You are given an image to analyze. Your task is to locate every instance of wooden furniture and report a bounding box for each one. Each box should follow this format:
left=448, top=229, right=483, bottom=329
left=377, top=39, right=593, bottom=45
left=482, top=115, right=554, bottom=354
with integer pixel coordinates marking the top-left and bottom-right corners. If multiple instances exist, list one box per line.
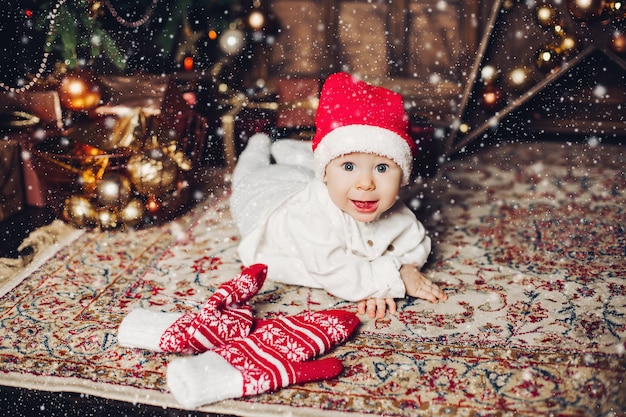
left=263, top=0, right=480, bottom=122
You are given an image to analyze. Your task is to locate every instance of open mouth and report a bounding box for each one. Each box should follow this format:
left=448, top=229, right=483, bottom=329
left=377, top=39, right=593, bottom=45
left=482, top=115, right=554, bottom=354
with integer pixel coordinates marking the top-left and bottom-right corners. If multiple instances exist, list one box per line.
left=351, top=200, right=378, bottom=213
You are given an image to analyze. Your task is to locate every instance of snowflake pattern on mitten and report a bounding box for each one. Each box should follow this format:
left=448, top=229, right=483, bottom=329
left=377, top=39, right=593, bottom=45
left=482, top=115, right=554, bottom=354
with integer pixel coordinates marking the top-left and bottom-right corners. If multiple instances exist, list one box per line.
left=166, top=309, right=359, bottom=408
left=215, top=310, right=359, bottom=395
left=159, top=264, right=267, bottom=352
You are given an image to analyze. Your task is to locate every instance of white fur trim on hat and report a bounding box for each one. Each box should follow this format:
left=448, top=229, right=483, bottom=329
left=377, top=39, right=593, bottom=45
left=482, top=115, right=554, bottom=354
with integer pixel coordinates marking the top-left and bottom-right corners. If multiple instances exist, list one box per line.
left=314, top=124, right=413, bottom=186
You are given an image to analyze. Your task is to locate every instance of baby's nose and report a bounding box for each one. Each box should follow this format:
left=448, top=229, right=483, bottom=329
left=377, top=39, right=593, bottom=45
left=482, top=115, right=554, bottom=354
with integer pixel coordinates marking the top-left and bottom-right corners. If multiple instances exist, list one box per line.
left=356, top=173, right=375, bottom=190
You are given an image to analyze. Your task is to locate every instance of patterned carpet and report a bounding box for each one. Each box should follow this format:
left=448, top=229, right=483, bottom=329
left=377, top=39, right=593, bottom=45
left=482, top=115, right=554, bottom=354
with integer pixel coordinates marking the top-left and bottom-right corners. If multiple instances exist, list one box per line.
left=0, top=141, right=624, bottom=417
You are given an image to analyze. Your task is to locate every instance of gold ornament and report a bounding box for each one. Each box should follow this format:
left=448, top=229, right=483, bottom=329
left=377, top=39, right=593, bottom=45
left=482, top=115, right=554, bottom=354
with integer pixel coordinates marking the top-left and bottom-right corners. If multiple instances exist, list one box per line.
left=609, top=30, right=626, bottom=54
left=606, top=1, right=625, bottom=19
left=553, top=23, right=567, bottom=37
left=101, top=108, right=146, bottom=150
left=567, top=0, right=606, bottom=20
left=63, top=196, right=97, bottom=228
left=479, top=65, right=500, bottom=84
left=0, top=111, right=40, bottom=129
left=146, top=195, right=163, bottom=214
left=506, top=67, right=534, bottom=91
left=537, top=4, right=560, bottom=27
left=120, top=199, right=145, bottom=227
left=163, top=141, right=193, bottom=171
left=126, top=149, right=179, bottom=197
left=97, top=209, right=119, bottom=229
left=219, top=28, right=247, bottom=56
left=558, top=33, right=580, bottom=55
left=58, top=69, right=102, bottom=112
left=535, top=44, right=563, bottom=72
left=95, top=171, right=132, bottom=208
left=479, top=84, right=505, bottom=111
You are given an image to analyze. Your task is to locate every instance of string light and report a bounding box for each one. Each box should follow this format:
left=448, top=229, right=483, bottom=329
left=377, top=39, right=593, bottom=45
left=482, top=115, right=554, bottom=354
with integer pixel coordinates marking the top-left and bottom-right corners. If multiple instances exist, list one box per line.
left=248, top=10, right=265, bottom=31
left=0, top=0, right=66, bottom=93
left=104, top=0, right=159, bottom=28
left=183, top=56, right=194, bottom=71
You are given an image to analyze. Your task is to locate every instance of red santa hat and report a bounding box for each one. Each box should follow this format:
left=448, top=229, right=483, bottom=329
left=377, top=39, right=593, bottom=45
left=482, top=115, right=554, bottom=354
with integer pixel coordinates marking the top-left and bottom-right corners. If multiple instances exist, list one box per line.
left=312, top=72, right=417, bottom=186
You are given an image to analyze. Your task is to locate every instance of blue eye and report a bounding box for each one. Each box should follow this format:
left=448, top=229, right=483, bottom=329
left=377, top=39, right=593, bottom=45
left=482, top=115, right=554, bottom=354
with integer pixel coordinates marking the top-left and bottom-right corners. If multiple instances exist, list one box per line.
left=342, top=162, right=354, bottom=171
left=376, top=164, right=388, bottom=173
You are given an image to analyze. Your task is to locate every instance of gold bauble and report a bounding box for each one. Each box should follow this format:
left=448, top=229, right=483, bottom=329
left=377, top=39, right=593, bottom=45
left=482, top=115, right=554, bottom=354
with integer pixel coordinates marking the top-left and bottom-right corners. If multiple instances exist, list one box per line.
left=609, top=31, right=626, bottom=54
left=506, top=67, right=534, bottom=91
left=120, top=199, right=145, bottom=227
left=535, top=44, right=563, bottom=73
left=559, top=33, right=580, bottom=55
left=567, top=0, right=606, bottom=20
left=95, top=171, right=132, bottom=208
left=479, top=65, right=500, bottom=84
left=146, top=194, right=163, bottom=214
left=606, top=1, right=625, bottom=19
left=97, top=209, right=119, bottom=229
left=553, top=24, right=566, bottom=37
left=63, top=196, right=97, bottom=228
left=537, top=4, right=560, bottom=27
left=58, top=69, right=102, bottom=111
left=126, top=149, right=179, bottom=197
left=219, top=28, right=247, bottom=55
left=479, top=84, right=505, bottom=111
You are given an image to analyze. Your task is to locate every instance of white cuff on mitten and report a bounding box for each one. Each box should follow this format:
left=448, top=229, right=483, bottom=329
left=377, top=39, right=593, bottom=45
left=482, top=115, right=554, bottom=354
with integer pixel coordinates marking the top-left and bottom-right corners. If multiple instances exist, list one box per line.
left=117, top=309, right=184, bottom=351
left=167, top=351, right=244, bottom=408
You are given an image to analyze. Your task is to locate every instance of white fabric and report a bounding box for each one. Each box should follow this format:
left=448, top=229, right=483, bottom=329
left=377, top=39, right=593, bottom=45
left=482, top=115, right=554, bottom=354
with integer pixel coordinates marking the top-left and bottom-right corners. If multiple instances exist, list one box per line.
left=230, top=134, right=312, bottom=237
left=237, top=179, right=430, bottom=301
left=117, top=309, right=183, bottom=351
left=270, top=138, right=315, bottom=171
left=167, top=351, right=244, bottom=408
left=314, top=124, right=414, bottom=186
left=230, top=134, right=431, bottom=302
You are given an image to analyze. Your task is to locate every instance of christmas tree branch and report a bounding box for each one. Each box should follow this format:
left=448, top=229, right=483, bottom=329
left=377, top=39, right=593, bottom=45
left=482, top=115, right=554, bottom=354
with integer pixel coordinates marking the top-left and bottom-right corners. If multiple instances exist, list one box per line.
left=38, top=0, right=125, bottom=70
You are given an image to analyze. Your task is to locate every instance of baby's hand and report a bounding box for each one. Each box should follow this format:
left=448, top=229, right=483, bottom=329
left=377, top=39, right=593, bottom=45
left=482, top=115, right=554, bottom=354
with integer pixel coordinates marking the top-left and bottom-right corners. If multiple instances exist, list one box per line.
left=400, top=264, right=448, bottom=303
left=357, top=298, right=397, bottom=319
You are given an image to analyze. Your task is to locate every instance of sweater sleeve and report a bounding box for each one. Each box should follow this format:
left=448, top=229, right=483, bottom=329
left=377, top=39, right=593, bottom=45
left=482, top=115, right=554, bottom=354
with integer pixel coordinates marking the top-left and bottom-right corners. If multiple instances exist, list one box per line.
left=392, top=206, right=432, bottom=268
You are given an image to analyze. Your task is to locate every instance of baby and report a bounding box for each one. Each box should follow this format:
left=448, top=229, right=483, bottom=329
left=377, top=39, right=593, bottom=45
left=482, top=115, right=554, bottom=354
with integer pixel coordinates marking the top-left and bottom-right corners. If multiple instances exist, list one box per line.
left=230, top=72, right=447, bottom=318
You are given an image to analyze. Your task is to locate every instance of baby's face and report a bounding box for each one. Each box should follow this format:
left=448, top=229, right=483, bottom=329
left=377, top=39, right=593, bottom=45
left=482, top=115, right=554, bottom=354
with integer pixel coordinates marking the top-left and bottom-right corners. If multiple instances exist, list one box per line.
left=323, top=152, right=402, bottom=222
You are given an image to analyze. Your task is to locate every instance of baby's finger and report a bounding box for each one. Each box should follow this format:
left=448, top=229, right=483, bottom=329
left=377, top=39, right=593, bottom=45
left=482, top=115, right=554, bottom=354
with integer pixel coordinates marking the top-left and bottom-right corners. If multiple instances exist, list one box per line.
left=416, top=282, right=445, bottom=303
left=416, top=287, right=440, bottom=303
left=357, top=300, right=367, bottom=315
left=375, top=299, right=387, bottom=318
left=366, top=298, right=378, bottom=318
left=430, top=283, right=448, bottom=301
left=431, top=288, right=448, bottom=302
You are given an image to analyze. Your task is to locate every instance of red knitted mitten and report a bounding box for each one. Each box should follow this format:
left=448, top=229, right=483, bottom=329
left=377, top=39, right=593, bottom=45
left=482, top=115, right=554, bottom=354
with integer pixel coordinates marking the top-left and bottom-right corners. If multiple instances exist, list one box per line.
left=118, top=264, right=267, bottom=353
left=167, top=309, right=360, bottom=408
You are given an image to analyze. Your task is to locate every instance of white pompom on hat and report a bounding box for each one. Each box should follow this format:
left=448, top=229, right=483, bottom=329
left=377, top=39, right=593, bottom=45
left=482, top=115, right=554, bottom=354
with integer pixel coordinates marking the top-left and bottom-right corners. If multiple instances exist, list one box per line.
left=312, top=72, right=418, bottom=186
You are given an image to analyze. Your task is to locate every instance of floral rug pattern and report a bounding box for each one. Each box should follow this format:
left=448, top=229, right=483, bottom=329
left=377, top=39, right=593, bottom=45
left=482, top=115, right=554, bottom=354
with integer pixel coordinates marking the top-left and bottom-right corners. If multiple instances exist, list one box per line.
left=0, top=142, right=625, bottom=417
